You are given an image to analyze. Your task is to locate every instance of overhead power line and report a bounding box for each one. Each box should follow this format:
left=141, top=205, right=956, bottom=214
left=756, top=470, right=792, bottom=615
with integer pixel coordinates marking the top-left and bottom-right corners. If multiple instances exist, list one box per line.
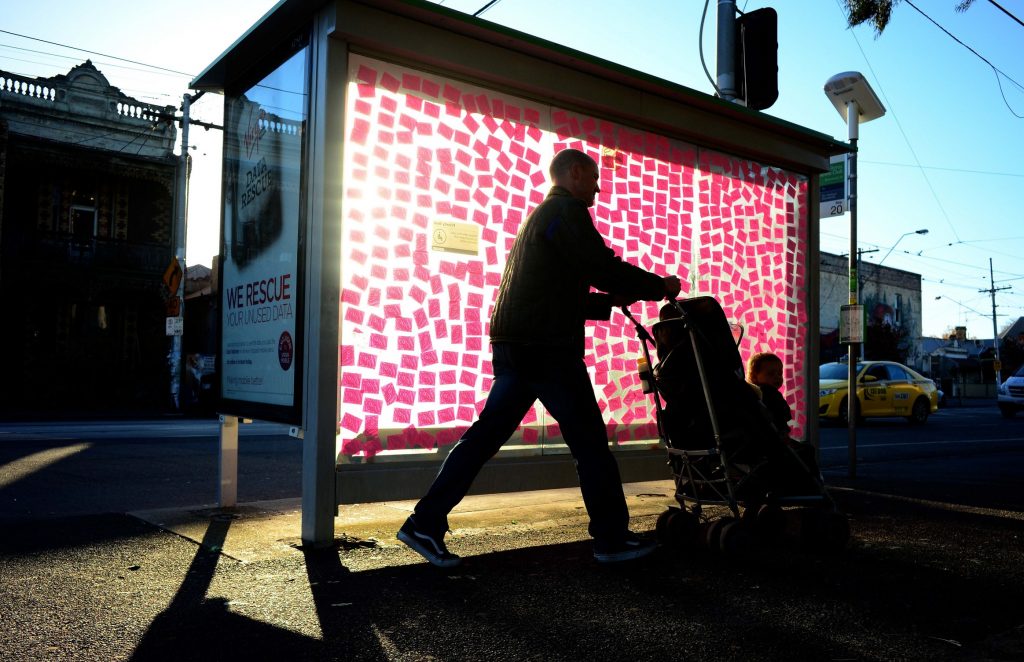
left=0, top=42, right=189, bottom=80
left=904, top=0, right=1024, bottom=118
left=0, top=28, right=194, bottom=77
left=473, top=0, right=502, bottom=17
left=859, top=159, right=1024, bottom=178
left=978, top=0, right=1024, bottom=29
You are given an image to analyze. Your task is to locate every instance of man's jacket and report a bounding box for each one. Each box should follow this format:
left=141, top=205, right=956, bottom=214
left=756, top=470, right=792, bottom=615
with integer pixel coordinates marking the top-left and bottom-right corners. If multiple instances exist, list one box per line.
left=489, top=186, right=666, bottom=355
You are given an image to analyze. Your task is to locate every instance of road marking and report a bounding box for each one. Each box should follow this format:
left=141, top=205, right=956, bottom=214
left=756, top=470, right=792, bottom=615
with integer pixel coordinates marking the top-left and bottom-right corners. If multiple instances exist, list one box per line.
left=821, top=436, right=1024, bottom=451
left=828, top=485, right=1024, bottom=521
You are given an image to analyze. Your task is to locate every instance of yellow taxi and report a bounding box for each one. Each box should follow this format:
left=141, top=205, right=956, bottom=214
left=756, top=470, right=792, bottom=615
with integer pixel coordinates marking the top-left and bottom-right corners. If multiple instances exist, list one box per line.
left=819, top=360, right=940, bottom=425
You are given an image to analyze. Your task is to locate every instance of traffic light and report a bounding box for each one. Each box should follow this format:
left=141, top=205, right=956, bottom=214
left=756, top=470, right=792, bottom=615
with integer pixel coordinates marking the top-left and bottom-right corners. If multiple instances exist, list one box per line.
left=735, top=7, right=778, bottom=111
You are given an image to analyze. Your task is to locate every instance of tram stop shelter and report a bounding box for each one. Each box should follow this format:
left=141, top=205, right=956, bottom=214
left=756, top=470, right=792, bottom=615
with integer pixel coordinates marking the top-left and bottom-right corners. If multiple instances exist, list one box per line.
left=192, top=0, right=849, bottom=546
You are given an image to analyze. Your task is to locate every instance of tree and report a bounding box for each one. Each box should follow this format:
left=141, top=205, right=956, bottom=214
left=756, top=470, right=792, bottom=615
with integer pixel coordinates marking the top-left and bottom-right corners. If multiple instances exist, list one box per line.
left=864, top=319, right=910, bottom=362
left=844, top=0, right=977, bottom=35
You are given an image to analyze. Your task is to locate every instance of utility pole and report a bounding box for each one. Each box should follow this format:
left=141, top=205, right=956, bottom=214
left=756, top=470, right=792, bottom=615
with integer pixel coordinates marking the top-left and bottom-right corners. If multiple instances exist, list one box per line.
left=169, top=92, right=192, bottom=410
left=856, top=247, right=879, bottom=294
left=981, top=257, right=1011, bottom=391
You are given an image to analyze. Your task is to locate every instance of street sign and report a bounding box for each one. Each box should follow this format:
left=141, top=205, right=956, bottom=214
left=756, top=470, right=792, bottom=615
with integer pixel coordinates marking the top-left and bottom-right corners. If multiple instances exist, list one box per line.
left=819, top=154, right=848, bottom=218
left=839, top=304, right=864, bottom=344
left=165, top=316, right=184, bottom=336
left=162, top=257, right=182, bottom=295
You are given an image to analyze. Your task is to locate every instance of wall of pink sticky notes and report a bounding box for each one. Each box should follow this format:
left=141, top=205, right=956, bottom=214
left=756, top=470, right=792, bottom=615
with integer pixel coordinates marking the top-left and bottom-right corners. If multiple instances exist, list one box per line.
left=338, top=55, right=809, bottom=459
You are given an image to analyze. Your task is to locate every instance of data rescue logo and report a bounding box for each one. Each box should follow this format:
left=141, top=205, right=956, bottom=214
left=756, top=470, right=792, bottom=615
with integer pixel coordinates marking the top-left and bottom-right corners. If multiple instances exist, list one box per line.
left=278, top=331, right=294, bottom=371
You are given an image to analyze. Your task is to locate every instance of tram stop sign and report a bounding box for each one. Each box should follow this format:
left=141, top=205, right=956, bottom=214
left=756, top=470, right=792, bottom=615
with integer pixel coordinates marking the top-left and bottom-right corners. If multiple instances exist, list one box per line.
left=820, top=154, right=848, bottom=219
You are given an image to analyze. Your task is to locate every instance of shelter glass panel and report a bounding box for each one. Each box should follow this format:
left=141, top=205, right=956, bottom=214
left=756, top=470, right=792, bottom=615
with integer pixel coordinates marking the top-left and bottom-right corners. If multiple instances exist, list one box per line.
left=220, top=45, right=309, bottom=421
left=337, top=54, right=809, bottom=460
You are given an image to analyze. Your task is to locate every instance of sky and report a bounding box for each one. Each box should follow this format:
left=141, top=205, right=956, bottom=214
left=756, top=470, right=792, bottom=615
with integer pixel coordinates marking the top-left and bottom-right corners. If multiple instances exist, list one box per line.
left=2, top=0, right=1022, bottom=340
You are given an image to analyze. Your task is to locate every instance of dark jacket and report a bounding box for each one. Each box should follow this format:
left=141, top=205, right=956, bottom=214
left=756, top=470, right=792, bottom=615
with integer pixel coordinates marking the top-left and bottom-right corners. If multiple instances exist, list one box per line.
left=489, top=186, right=666, bottom=354
left=757, top=383, right=793, bottom=434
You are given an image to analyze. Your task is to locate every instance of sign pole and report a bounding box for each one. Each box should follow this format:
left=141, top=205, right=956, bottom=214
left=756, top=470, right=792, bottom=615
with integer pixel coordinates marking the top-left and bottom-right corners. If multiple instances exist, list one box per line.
left=846, top=101, right=859, bottom=479
left=169, top=92, right=191, bottom=410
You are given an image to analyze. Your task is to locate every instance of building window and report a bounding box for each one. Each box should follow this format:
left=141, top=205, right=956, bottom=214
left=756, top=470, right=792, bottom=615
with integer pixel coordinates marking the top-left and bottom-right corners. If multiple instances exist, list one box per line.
left=895, top=293, right=903, bottom=325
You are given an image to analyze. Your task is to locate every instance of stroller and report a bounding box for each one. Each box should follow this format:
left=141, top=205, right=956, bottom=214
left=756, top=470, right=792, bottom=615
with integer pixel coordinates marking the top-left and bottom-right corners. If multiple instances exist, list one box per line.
left=621, top=297, right=849, bottom=556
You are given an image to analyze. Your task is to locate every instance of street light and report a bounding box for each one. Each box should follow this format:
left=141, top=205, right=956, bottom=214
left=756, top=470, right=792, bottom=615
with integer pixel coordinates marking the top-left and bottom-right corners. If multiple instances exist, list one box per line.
left=934, top=295, right=986, bottom=320
left=879, top=228, right=929, bottom=266
left=824, top=71, right=886, bottom=480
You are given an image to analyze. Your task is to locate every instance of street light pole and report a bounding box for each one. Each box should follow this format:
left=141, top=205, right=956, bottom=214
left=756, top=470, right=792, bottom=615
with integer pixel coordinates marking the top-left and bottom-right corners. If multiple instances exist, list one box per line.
left=845, top=101, right=860, bottom=479
left=825, top=72, right=886, bottom=480
left=878, top=228, right=929, bottom=266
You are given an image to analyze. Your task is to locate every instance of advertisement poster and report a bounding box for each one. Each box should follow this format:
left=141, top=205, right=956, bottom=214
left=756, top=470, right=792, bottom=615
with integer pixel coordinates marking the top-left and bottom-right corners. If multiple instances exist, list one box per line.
left=220, top=46, right=308, bottom=420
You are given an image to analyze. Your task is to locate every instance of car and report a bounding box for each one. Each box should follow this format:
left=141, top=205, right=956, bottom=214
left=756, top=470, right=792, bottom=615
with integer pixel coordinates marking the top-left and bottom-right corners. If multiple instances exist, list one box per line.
left=819, top=360, right=940, bottom=425
left=997, top=364, right=1024, bottom=418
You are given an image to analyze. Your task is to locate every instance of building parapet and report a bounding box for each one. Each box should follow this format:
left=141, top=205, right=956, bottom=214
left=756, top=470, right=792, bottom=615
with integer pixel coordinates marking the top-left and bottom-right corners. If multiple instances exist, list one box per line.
left=0, top=61, right=176, bottom=157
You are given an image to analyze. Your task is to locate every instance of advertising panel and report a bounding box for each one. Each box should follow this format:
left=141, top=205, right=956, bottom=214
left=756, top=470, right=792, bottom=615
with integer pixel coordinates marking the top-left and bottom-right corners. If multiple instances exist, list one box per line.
left=219, top=46, right=309, bottom=423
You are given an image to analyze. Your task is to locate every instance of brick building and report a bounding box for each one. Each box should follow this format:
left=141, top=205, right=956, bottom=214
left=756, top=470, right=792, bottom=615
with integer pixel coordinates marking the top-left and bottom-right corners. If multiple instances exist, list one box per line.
left=819, top=251, right=924, bottom=366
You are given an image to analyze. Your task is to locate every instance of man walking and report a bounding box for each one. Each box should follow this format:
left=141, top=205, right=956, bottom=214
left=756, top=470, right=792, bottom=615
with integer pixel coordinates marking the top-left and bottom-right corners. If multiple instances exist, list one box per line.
left=399, top=148, right=681, bottom=566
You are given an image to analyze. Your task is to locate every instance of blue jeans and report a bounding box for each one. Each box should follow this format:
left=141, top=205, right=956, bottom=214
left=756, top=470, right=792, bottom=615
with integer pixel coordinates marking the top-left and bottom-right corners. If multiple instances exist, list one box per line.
left=413, top=342, right=630, bottom=541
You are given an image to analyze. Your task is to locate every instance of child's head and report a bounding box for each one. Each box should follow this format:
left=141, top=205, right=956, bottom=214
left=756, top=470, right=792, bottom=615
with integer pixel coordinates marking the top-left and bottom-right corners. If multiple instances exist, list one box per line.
left=747, top=352, right=784, bottom=389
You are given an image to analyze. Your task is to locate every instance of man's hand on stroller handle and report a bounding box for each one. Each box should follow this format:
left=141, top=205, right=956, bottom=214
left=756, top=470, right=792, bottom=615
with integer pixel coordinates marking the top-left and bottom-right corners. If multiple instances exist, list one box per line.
left=663, top=275, right=681, bottom=300
left=610, top=275, right=680, bottom=309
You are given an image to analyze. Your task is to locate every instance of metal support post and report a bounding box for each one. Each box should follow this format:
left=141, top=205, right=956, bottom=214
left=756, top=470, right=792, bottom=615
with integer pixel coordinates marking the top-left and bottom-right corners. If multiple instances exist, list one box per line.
left=218, top=415, right=239, bottom=507
left=716, top=0, right=739, bottom=100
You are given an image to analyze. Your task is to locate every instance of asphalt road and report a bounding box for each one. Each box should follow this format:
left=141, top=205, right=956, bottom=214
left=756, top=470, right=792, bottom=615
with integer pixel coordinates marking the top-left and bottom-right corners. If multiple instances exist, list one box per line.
left=818, top=403, right=1024, bottom=511
left=0, top=418, right=299, bottom=520
left=819, top=402, right=1024, bottom=465
left=2, top=404, right=1023, bottom=520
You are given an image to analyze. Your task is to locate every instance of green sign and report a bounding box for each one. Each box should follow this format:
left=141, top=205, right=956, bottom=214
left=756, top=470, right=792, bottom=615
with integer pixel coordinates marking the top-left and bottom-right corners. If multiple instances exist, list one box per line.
left=819, top=154, right=848, bottom=218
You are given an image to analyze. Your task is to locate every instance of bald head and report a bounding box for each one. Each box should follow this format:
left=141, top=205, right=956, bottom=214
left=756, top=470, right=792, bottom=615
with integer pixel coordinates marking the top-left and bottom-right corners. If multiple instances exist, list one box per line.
left=549, top=148, right=600, bottom=206
left=549, top=148, right=597, bottom=183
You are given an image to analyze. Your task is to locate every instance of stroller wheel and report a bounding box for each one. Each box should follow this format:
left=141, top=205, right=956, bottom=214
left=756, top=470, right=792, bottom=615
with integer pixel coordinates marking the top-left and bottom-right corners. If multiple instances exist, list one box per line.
left=703, top=517, right=736, bottom=554
left=656, top=507, right=679, bottom=543
left=664, top=509, right=699, bottom=549
left=716, top=518, right=757, bottom=558
left=752, top=504, right=786, bottom=541
left=801, top=510, right=850, bottom=554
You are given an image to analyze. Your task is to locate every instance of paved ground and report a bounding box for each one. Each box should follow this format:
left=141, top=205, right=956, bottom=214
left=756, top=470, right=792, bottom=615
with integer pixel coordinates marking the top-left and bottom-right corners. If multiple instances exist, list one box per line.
left=2, top=470, right=1024, bottom=661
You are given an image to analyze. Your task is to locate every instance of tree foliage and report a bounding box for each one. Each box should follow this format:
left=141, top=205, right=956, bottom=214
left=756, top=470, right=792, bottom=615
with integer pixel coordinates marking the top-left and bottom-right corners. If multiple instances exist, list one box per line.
left=844, top=0, right=977, bottom=35
left=864, top=320, right=910, bottom=362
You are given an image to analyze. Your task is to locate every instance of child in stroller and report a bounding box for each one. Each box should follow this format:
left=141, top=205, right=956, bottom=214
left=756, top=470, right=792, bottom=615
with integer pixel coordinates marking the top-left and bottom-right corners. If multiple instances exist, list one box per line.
left=652, top=298, right=820, bottom=503
left=624, top=297, right=846, bottom=555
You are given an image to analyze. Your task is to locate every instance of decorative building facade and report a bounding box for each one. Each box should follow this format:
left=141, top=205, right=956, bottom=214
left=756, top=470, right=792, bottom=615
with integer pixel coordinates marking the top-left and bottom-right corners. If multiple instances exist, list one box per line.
left=0, top=61, right=178, bottom=415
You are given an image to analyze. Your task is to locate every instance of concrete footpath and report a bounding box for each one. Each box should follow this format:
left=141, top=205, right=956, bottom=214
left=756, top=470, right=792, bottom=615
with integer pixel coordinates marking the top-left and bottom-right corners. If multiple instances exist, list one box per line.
left=2, top=474, right=1024, bottom=661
